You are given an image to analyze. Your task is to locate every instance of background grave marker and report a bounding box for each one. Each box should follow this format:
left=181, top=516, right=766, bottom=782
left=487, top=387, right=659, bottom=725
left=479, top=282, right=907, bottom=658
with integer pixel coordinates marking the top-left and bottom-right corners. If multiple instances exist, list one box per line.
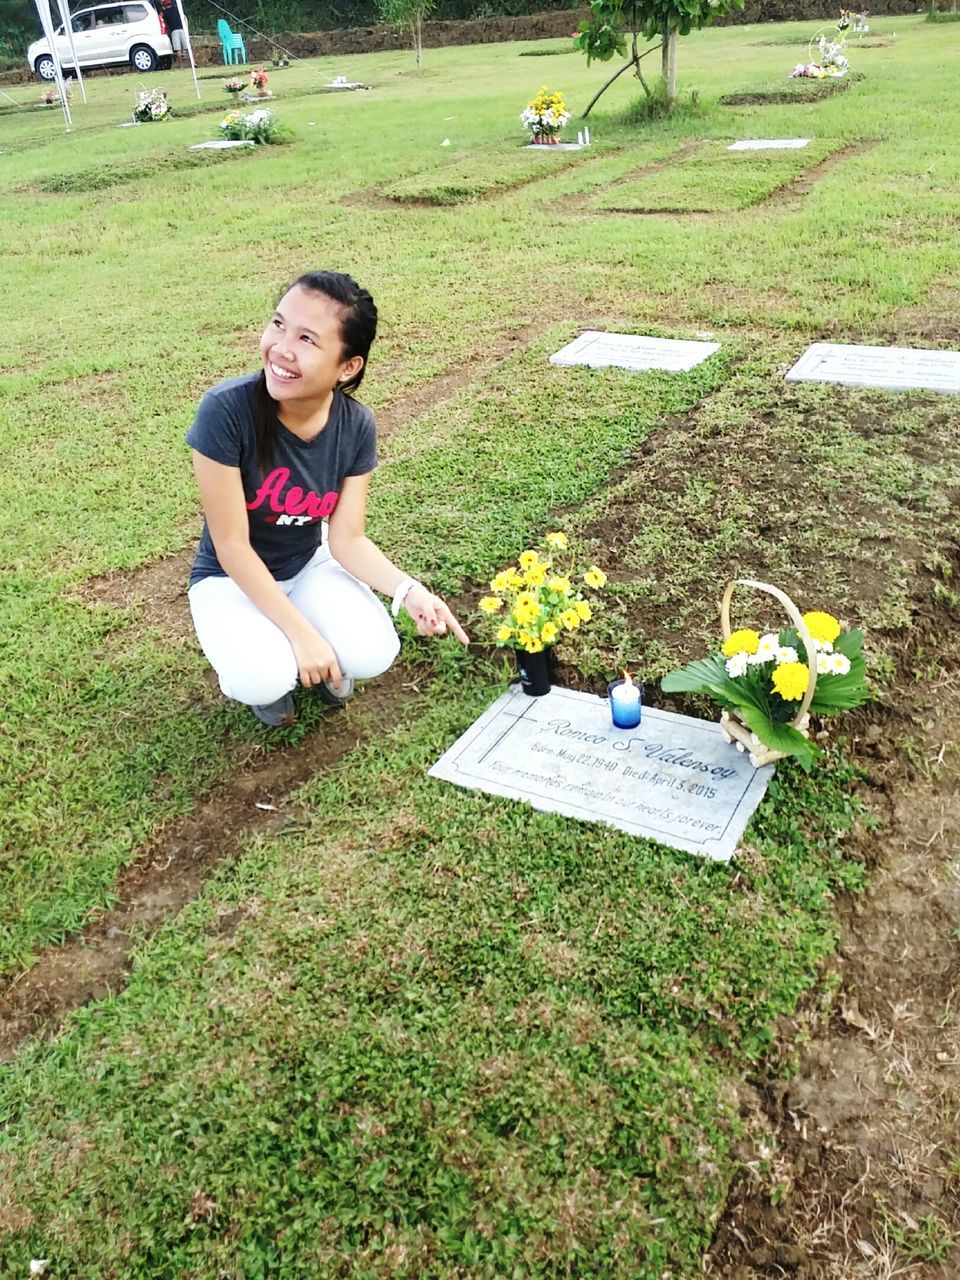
left=550, top=331, right=720, bottom=372
left=786, top=342, right=960, bottom=393
left=430, top=686, right=773, bottom=861
left=727, top=138, right=811, bottom=150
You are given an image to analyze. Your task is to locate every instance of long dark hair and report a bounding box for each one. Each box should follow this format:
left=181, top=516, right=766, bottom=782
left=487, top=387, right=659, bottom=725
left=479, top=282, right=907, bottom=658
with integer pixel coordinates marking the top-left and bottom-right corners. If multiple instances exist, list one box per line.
left=253, top=270, right=378, bottom=474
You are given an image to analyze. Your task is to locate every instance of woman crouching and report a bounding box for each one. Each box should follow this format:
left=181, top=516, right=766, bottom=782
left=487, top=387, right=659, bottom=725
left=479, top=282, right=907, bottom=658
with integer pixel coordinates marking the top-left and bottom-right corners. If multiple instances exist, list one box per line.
left=186, top=269, right=468, bottom=725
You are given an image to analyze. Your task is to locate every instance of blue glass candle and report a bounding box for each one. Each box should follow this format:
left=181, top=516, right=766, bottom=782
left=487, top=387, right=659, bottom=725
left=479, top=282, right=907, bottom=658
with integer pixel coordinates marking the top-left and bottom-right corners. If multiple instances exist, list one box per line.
left=608, top=675, right=642, bottom=729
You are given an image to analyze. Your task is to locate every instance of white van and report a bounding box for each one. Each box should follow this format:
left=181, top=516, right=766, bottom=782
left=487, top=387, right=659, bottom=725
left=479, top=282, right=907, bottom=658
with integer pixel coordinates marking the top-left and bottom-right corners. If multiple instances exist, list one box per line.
left=27, top=2, right=174, bottom=79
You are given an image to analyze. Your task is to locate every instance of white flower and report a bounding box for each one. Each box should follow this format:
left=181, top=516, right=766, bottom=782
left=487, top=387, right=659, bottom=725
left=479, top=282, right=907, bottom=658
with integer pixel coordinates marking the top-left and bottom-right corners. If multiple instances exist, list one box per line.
left=813, top=638, right=833, bottom=654
left=30, top=1265, right=50, bottom=1277
left=725, top=652, right=749, bottom=678
left=829, top=653, right=851, bottom=675
left=816, top=652, right=832, bottom=675
left=776, top=646, right=798, bottom=664
left=749, top=632, right=779, bottom=665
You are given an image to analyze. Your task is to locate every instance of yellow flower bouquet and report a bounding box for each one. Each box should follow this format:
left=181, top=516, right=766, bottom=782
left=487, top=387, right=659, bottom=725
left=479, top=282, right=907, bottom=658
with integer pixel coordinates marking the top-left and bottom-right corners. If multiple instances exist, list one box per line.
left=481, top=533, right=606, bottom=656
left=661, top=580, right=868, bottom=770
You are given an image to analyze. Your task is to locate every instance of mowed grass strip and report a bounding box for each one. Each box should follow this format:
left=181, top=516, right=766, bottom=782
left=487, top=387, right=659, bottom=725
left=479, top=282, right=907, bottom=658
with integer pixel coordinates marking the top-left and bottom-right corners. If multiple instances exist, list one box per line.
left=0, top=340, right=723, bottom=975
left=381, top=146, right=589, bottom=205
left=0, top=668, right=868, bottom=1277
left=591, top=139, right=846, bottom=213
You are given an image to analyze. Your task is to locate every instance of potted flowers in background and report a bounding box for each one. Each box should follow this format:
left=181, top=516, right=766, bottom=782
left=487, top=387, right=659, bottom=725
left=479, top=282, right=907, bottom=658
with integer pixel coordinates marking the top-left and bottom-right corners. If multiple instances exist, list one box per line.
left=520, top=85, right=571, bottom=145
left=250, top=66, right=270, bottom=98
left=132, top=88, right=169, bottom=122
left=40, top=83, right=70, bottom=105
left=223, top=75, right=245, bottom=100
left=661, top=579, right=868, bottom=770
left=481, top=533, right=606, bottom=695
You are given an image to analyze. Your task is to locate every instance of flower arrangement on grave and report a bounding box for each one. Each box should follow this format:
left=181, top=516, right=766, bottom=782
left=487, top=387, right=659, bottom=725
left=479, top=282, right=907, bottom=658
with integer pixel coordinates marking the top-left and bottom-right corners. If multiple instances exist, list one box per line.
left=219, top=107, right=282, bottom=144
left=839, top=7, right=870, bottom=32
left=661, top=580, right=868, bottom=770
left=132, top=88, right=169, bottom=122
left=791, top=13, right=853, bottom=79
left=223, top=76, right=245, bottom=97
left=40, top=83, right=70, bottom=104
left=520, top=86, right=571, bottom=144
left=481, top=533, right=606, bottom=654
left=250, top=66, right=270, bottom=96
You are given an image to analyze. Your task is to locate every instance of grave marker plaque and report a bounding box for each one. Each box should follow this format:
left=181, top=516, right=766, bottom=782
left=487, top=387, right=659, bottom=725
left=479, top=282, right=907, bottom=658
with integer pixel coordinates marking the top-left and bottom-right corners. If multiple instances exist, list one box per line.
left=786, top=342, right=960, bottom=394
left=429, top=686, right=773, bottom=861
left=550, top=331, right=720, bottom=373
left=727, top=138, right=811, bottom=150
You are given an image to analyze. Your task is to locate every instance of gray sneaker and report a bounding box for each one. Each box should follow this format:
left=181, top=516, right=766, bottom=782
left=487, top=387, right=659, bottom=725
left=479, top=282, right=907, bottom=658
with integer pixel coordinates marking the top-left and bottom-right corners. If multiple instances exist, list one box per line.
left=251, top=692, right=297, bottom=726
left=315, top=675, right=355, bottom=707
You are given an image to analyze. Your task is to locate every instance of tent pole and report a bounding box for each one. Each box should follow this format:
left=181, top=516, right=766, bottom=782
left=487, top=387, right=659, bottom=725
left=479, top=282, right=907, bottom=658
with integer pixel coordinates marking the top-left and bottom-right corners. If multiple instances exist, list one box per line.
left=55, top=0, right=88, bottom=103
left=33, top=0, right=72, bottom=129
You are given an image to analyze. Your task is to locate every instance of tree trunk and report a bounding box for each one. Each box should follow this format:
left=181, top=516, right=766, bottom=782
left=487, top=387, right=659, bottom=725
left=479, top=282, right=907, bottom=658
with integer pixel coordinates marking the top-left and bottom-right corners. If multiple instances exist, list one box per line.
left=414, top=15, right=422, bottom=68
left=665, top=28, right=678, bottom=103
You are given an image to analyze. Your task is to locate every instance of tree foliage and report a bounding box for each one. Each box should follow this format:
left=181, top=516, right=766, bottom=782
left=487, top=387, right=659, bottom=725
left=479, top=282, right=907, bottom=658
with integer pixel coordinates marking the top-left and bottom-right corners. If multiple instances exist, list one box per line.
left=574, top=0, right=744, bottom=108
left=376, top=0, right=437, bottom=66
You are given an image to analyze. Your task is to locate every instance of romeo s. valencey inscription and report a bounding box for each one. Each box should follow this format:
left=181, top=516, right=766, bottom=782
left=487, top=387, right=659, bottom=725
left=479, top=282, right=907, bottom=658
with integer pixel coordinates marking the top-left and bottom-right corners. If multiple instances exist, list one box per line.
left=430, top=686, right=773, bottom=861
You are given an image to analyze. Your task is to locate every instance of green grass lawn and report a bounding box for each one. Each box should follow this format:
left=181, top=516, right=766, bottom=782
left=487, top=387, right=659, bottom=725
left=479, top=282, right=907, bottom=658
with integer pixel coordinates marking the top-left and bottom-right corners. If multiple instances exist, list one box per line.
left=1, top=16, right=959, bottom=1273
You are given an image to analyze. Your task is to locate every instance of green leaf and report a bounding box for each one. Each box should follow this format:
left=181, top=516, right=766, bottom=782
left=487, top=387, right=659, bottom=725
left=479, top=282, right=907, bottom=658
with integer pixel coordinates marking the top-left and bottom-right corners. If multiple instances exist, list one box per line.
left=739, top=705, right=820, bottom=771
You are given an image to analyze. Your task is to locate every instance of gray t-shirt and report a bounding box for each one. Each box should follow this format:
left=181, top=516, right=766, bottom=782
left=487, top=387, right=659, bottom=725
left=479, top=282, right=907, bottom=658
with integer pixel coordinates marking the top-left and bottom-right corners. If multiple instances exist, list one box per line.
left=186, top=373, right=377, bottom=586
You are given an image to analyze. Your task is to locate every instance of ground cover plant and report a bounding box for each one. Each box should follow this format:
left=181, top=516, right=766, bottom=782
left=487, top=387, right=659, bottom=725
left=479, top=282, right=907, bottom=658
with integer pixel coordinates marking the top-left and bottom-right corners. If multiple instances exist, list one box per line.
left=1, top=15, right=959, bottom=1275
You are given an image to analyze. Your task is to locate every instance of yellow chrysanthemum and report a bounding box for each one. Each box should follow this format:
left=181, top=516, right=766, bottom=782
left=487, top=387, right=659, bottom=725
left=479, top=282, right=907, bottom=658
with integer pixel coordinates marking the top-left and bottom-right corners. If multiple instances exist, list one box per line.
left=507, top=569, right=524, bottom=589
left=496, top=625, right=514, bottom=643
left=525, top=638, right=544, bottom=654
left=772, top=661, right=810, bottom=702
left=802, top=611, right=842, bottom=646
left=722, top=629, right=760, bottom=658
left=583, top=566, right=607, bottom=590
left=518, top=630, right=534, bottom=649
left=576, top=601, right=592, bottom=622
left=479, top=596, right=502, bottom=614
left=548, top=575, right=571, bottom=595
left=518, top=550, right=540, bottom=572
left=524, top=564, right=547, bottom=587
left=491, top=571, right=512, bottom=592
left=545, top=531, right=568, bottom=550
left=540, top=621, right=559, bottom=644
left=515, top=602, right=541, bottom=627
left=516, top=591, right=537, bottom=611
left=560, top=608, right=581, bottom=631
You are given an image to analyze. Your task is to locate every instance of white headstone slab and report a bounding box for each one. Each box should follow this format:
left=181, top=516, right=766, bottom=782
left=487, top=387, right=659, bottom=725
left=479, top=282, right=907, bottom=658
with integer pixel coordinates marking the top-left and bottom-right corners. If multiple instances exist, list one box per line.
left=550, top=331, right=720, bottom=373
left=429, top=686, right=773, bottom=862
left=786, top=342, right=960, bottom=394
left=524, top=142, right=588, bottom=150
left=727, top=138, right=811, bottom=150
left=188, top=139, right=256, bottom=150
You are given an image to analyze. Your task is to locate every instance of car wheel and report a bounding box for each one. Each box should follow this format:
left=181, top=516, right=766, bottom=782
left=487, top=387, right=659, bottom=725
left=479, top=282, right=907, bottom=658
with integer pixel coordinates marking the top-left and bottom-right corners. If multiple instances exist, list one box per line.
left=130, top=44, right=157, bottom=72
left=158, top=55, right=173, bottom=70
left=35, top=55, right=56, bottom=81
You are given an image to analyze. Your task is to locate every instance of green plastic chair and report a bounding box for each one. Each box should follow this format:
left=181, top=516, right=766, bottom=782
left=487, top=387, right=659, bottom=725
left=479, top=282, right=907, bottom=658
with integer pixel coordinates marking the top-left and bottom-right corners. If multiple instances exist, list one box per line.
left=217, top=18, right=246, bottom=65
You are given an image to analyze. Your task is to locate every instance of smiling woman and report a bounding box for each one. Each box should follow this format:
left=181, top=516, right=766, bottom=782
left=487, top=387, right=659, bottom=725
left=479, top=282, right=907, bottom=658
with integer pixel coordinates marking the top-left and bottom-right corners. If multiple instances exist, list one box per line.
left=186, top=270, right=469, bottom=727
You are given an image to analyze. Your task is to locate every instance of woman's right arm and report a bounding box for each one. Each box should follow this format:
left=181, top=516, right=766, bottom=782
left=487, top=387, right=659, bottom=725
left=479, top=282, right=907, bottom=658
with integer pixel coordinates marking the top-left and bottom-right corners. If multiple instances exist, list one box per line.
left=192, top=451, right=344, bottom=688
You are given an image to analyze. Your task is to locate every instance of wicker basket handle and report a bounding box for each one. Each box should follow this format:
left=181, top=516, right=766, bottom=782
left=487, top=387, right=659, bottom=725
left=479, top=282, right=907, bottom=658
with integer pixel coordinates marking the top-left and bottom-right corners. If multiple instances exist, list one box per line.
left=720, top=578, right=818, bottom=726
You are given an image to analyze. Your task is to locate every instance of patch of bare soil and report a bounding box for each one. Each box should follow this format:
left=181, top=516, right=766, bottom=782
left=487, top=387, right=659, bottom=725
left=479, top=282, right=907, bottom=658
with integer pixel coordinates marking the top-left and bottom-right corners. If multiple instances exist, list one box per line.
left=719, top=78, right=854, bottom=106
left=0, top=667, right=419, bottom=1062
left=706, top=610, right=960, bottom=1278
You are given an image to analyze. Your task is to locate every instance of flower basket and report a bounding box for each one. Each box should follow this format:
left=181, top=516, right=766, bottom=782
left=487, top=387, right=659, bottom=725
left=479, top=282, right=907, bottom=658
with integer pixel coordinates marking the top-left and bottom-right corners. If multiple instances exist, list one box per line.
left=718, top=579, right=816, bottom=766
left=661, top=580, right=867, bottom=771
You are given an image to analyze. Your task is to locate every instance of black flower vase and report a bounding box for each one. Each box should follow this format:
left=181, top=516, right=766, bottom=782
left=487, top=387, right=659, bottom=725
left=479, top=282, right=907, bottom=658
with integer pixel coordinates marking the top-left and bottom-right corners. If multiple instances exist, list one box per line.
left=515, top=646, right=552, bottom=696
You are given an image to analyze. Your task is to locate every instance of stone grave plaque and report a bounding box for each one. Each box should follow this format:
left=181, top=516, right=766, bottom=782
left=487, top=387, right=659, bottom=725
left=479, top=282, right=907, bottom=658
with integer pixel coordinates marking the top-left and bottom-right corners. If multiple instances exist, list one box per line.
left=188, top=139, right=255, bottom=150
left=786, top=342, right=960, bottom=394
left=429, top=686, right=773, bottom=862
left=550, top=331, right=720, bottom=373
left=727, top=138, right=810, bottom=150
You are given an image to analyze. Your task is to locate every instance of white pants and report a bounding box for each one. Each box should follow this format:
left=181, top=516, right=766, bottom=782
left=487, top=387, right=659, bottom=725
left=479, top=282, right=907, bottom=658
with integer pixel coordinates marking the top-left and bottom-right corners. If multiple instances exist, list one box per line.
left=188, top=545, right=400, bottom=707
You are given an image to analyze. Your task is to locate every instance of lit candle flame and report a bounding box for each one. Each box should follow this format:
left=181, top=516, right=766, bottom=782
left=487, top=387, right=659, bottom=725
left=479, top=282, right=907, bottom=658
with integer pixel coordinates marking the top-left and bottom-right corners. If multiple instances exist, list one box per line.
left=621, top=670, right=634, bottom=688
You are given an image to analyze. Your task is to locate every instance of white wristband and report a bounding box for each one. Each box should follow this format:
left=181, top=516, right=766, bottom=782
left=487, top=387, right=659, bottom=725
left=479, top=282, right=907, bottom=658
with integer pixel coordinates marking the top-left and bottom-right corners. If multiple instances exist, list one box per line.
left=391, top=577, right=421, bottom=618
